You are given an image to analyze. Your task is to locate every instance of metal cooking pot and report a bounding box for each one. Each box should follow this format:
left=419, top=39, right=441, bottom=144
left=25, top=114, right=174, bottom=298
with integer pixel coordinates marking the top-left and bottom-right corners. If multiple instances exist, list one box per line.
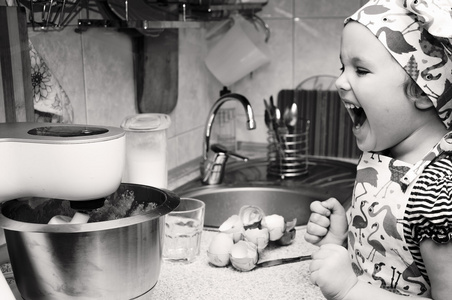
left=0, top=183, right=180, bottom=300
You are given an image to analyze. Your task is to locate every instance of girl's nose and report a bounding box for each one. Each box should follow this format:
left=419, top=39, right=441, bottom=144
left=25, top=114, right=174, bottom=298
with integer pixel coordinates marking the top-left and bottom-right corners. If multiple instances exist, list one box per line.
left=335, top=72, right=350, bottom=92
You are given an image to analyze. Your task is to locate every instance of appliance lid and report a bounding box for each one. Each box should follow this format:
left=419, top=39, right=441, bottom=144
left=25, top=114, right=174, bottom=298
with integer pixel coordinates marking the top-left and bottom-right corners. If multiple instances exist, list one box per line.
left=121, top=113, right=171, bottom=131
left=0, top=122, right=125, bottom=144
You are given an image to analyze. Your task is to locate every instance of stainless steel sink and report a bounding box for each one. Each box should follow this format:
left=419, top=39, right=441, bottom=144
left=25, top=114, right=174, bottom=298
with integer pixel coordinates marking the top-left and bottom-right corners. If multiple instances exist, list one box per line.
left=175, top=157, right=356, bottom=228
left=179, top=186, right=331, bottom=228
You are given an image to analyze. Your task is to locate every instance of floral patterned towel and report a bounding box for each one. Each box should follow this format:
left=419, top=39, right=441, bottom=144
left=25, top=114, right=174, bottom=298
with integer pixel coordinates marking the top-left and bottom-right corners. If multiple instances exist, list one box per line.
left=1, top=263, right=14, bottom=285
left=1, top=262, right=20, bottom=298
left=29, top=40, right=74, bottom=123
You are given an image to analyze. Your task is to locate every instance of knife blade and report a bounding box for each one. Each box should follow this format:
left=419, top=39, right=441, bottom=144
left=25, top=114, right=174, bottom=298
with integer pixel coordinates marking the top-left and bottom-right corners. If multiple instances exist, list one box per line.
left=255, top=254, right=312, bottom=269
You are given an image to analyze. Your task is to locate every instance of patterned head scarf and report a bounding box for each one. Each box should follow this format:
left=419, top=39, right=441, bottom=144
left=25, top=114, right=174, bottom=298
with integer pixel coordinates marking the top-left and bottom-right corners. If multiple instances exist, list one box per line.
left=347, top=0, right=452, bottom=128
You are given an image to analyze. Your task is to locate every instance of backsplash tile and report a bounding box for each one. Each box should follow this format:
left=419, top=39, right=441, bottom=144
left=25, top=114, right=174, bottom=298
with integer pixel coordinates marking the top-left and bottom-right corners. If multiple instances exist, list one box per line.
left=81, top=28, right=136, bottom=126
left=176, top=126, right=204, bottom=167
left=260, top=0, right=294, bottom=19
left=293, top=18, right=344, bottom=82
left=175, top=28, right=213, bottom=134
left=295, top=0, right=362, bottom=17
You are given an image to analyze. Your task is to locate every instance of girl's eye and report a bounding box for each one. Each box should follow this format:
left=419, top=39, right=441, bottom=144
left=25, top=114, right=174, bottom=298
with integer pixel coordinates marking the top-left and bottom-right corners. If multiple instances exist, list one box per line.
left=339, top=64, right=345, bottom=74
left=356, top=68, right=369, bottom=76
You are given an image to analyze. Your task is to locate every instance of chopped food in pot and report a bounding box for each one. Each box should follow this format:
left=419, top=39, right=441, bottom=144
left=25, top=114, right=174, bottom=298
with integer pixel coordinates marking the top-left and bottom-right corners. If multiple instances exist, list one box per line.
left=2, top=190, right=158, bottom=224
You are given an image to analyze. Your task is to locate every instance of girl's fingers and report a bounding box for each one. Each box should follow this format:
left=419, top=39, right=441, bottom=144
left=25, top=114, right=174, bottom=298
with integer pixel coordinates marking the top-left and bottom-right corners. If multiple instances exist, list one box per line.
left=309, top=212, right=331, bottom=228
left=320, top=197, right=346, bottom=216
left=307, top=219, right=329, bottom=236
left=310, top=200, right=332, bottom=217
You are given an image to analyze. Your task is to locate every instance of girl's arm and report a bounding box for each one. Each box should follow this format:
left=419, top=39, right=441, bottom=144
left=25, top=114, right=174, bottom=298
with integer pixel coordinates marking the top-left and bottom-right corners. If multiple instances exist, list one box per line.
left=310, top=244, right=432, bottom=300
left=420, top=239, right=452, bottom=300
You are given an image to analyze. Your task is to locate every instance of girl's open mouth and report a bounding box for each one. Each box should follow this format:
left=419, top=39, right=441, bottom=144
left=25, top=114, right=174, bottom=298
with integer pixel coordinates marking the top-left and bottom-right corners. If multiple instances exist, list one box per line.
left=344, top=103, right=367, bottom=129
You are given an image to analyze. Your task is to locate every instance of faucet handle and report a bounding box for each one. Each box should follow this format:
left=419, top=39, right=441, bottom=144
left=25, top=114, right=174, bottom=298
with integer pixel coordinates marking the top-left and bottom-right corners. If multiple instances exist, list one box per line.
left=201, top=144, right=249, bottom=185
left=211, top=144, right=248, bottom=161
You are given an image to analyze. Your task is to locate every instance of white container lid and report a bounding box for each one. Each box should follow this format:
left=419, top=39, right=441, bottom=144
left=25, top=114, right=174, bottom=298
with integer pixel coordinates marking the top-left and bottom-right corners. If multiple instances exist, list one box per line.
left=121, top=114, right=171, bottom=131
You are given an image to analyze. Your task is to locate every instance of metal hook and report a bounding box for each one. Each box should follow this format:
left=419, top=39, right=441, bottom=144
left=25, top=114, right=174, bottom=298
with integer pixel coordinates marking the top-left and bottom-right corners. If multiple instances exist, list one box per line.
left=250, top=14, right=270, bottom=43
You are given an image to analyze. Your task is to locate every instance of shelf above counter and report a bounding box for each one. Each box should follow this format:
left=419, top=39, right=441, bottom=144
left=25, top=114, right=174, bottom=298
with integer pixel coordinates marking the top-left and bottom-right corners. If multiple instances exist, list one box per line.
left=18, top=0, right=268, bottom=31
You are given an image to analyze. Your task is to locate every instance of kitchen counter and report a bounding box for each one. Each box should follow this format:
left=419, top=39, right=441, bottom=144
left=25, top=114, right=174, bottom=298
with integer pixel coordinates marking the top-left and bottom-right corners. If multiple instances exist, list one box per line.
left=2, top=227, right=323, bottom=299
left=3, top=227, right=324, bottom=300
left=148, top=227, right=324, bottom=300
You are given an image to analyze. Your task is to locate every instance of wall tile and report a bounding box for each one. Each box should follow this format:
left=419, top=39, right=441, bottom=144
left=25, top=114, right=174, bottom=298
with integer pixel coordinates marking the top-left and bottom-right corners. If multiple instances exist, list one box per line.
left=167, top=135, right=179, bottom=170
left=176, top=28, right=212, bottom=136
left=293, top=18, right=343, bottom=84
left=260, top=0, right=293, bottom=19
left=171, top=26, right=223, bottom=168
left=295, top=0, right=362, bottom=18
left=177, top=126, right=204, bottom=166
left=236, top=113, right=268, bottom=144
left=82, top=28, right=136, bottom=127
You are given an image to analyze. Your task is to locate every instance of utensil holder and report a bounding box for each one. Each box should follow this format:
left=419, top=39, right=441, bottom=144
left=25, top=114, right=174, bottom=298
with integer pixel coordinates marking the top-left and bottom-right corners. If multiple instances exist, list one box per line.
left=267, top=120, right=310, bottom=178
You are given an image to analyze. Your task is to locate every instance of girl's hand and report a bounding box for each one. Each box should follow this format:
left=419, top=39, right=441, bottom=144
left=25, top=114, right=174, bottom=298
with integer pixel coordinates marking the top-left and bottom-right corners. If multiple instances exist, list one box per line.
left=310, top=244, right=358, bottom=300
left=304, top=198, right=348, bottom=246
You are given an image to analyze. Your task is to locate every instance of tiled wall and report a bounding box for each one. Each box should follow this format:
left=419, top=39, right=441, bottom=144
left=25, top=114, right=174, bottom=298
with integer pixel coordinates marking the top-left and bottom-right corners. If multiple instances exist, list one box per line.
left=1, top=0, right=366, bottom=172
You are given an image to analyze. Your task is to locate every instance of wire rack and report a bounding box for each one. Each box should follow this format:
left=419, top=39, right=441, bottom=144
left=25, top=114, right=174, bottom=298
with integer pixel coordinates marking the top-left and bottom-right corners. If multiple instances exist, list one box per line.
left=267, top=120, right=310, bottom=178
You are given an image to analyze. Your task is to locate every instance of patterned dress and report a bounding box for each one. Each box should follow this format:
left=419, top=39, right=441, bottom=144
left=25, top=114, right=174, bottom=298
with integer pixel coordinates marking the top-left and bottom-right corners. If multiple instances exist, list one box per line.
left=348, top=132, right=452, bottom=297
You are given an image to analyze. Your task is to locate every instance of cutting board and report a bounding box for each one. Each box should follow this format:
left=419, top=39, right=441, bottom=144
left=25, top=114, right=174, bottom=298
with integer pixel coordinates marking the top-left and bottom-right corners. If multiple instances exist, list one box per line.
left=134, top=29, right=178, bottom=114
left=0, top=6, right=34, bottom=122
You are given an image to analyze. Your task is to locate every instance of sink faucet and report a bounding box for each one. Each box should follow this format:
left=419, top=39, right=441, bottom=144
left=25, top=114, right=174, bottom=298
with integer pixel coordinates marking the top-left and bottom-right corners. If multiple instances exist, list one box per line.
left=201, top=93, right=256, bottom=185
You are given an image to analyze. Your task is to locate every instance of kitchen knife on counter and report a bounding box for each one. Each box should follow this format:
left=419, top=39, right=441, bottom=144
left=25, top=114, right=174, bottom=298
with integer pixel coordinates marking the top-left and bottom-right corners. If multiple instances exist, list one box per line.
left=255, top=254, right=312, bottom=269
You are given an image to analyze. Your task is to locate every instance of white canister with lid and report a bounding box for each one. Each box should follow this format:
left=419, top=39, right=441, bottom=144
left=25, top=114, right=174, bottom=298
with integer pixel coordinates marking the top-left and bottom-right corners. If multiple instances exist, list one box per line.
left=121, top=114, right=171, bottom=189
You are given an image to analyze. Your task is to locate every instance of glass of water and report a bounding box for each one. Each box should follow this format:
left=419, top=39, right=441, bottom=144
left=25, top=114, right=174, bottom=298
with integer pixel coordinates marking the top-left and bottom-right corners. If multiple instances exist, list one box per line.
left=163, top=198, right=205, bottom=263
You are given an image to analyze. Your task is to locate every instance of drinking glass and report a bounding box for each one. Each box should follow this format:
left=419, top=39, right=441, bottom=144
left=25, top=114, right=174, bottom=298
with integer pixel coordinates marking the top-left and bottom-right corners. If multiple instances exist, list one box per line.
left=163, top=198, right=205, bottom=263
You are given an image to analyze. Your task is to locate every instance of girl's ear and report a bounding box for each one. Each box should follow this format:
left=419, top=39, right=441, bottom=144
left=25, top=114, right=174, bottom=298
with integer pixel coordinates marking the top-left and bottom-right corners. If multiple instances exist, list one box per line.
left=414, top=94, right=434, bottom=110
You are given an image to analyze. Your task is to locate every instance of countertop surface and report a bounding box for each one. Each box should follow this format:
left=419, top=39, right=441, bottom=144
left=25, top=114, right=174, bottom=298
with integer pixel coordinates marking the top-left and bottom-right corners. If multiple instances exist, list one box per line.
left=4, top=227, right=324, bottom=300
left=147, top=227, right=324, bottom=300
left=3, top=228, right=324, bottom=300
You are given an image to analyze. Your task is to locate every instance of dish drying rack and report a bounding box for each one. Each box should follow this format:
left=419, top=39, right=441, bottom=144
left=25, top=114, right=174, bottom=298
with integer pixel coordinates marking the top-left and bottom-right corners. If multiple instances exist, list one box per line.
left=267, top=121, right=310, bottom=178
left=17, top=0, right=268, bottom=31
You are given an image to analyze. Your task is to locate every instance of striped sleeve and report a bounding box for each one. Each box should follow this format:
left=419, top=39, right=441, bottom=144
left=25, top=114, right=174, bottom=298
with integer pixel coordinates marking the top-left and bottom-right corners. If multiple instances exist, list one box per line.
left=405, top=157, right=452, bottom=244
